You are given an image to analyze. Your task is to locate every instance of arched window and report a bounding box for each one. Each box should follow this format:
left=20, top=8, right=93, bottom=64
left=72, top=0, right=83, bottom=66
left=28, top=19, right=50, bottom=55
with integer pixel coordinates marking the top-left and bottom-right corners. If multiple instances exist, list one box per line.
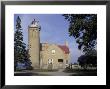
left=48, top=59, right=53, bottom=64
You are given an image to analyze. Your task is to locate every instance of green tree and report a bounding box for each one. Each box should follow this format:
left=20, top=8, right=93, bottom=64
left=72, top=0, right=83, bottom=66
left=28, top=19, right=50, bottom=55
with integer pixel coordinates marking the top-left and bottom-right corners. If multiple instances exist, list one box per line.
left=85, top=49, right=97, bottom=56
left=85, top=49, right=97, bottom=67
left=63, top=14, right=97, bottom=52
left=78, top=55, right=87, bottom=69
left=78, top=49, right=97, bottom=69
left=14, top=16, right=31, bottom=70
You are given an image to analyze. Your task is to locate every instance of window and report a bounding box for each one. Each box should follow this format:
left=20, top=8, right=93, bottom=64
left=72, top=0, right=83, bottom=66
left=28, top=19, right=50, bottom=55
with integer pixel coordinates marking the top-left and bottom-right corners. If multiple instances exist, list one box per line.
left=52, top=49, right=55, bottom=54
left=48, top=59, right=53, bottom=64
left=58, top=59, right=63, bottom=62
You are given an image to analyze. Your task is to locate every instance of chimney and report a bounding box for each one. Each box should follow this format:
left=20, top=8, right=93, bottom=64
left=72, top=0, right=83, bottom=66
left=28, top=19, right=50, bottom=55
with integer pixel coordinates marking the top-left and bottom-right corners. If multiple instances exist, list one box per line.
left=65, top=40, right=68, bottom=47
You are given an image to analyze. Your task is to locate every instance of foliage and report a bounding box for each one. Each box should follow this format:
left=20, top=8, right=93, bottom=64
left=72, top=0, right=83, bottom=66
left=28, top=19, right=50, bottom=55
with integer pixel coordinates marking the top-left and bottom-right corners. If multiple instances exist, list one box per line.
left=63, top=14, right=97, bottom=52
left=78, top=49, right=97, bottom=69
left=14, top=16, right=31, bottom=71
left=85, top=49, right=97, bottom=56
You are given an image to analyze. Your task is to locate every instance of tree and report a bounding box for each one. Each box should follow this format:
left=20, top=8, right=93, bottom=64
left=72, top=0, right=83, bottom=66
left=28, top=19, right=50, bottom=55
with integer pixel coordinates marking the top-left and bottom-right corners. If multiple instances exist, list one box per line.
left=23, top=49, right=32, bottom=69
left=63, top=14, right=97, bottom=52
left=78, top=49, right=97, bottom=69
left=14, top=16, right=31, bottom=70
left=85, top=49, right=97, bottom=56
left=85, top=49, right=97, bottom=67
left=78, top=55, right=87, bottom=69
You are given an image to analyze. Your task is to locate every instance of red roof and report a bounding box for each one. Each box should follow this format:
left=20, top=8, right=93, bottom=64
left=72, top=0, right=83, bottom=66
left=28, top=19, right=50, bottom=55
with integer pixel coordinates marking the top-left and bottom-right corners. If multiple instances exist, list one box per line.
left=58, top=45, right=70, bottom=54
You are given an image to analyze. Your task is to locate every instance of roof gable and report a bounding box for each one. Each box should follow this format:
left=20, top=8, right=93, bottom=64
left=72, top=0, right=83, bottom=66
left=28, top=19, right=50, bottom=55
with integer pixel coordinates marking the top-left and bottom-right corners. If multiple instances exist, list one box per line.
left=58, top=45, right=70, bottom=54
left=40, top=43, right=70, bottom=54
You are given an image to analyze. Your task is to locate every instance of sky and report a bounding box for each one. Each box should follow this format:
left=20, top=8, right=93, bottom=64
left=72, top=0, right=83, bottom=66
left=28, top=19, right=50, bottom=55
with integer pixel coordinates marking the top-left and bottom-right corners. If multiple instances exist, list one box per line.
left=14, top=14, right=83, bottom=63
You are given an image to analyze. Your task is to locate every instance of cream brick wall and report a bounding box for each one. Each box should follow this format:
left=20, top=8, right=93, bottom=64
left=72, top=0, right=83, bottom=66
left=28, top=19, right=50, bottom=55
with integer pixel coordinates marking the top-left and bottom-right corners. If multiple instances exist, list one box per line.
left=28, top=27, right=40, bottom=69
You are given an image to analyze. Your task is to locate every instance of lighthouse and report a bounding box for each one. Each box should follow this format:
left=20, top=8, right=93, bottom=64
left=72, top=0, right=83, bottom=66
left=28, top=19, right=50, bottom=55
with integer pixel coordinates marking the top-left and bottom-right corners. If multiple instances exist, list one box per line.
left=28, top=19, right=41, bottom=69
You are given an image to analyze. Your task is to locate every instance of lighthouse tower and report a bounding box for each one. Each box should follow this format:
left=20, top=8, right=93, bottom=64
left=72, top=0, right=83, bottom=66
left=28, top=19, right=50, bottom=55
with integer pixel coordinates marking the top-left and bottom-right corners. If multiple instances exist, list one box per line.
left=28, top=19, right=41, bottom=69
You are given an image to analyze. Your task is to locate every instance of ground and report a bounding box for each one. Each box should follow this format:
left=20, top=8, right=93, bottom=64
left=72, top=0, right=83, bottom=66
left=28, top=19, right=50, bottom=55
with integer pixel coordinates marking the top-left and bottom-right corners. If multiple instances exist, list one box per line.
left=14, top=68, right=97, bottom=76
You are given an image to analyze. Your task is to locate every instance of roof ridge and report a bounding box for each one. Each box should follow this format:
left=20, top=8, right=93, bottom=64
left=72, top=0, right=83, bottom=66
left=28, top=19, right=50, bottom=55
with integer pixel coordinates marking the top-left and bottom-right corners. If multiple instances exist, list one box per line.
left=58, top=45, right=70, bottom=54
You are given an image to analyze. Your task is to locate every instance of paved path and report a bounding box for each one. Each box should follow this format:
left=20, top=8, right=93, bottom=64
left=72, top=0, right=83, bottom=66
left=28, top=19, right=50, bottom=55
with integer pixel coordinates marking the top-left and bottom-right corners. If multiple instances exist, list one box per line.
left=14, top=69, right=77, bottom=76
left=35, top=69, right=74, bottom=76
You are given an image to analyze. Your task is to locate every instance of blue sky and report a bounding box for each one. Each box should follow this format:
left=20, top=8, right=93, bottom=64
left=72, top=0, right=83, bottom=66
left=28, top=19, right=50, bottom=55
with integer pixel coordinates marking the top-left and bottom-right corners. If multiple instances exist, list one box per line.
left=14, top=14, right=83, bottom=63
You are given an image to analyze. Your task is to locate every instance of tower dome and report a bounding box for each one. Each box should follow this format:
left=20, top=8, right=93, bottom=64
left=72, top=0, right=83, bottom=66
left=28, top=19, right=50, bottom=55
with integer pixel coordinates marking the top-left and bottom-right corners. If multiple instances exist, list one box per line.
left=29, top=19, right=41, bottom=30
